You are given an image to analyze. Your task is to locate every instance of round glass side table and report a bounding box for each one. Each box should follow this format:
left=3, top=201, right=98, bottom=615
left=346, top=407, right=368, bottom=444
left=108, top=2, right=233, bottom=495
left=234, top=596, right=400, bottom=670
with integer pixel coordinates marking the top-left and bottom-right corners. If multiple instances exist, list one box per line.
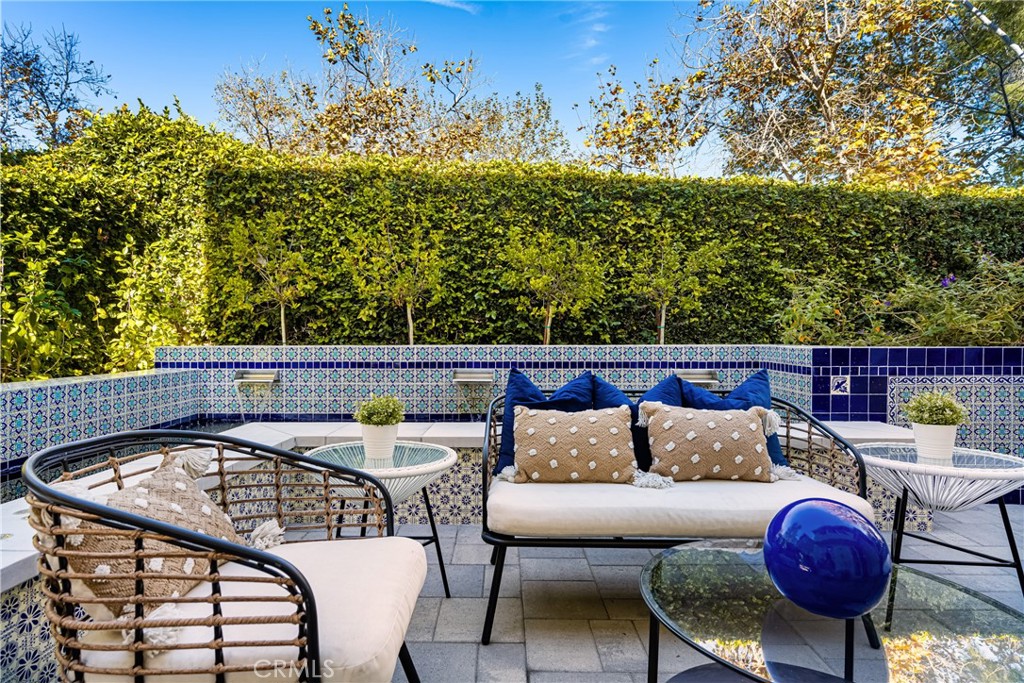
left=858, top=442, right=1024, bottom=599
left=306, top=441, right=458, bottom=597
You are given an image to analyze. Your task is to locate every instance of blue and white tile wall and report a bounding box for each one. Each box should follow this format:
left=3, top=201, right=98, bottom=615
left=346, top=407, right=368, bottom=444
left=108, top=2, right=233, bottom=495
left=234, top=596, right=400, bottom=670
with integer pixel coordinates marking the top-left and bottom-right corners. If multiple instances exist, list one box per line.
left=3, top=344, right=1021, bottom=504
left=0, top=370, right=202, bottom=501
left=153, top=344, right=805, bottom=420
left=810, top=346, right=1024, bottom=457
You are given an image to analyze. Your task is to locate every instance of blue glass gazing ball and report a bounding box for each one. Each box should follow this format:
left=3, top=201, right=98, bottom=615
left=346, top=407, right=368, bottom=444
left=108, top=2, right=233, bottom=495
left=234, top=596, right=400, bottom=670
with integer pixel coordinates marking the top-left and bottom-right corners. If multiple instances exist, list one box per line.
left=764, top=498, right=892, bottom=620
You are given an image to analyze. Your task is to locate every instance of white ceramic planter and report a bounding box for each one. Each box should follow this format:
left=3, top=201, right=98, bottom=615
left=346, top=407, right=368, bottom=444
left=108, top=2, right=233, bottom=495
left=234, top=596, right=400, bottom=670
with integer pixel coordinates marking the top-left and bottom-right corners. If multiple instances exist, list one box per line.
left=362, top=423, right=399, bottom=468
left=912, top=423, right=958, bottom=463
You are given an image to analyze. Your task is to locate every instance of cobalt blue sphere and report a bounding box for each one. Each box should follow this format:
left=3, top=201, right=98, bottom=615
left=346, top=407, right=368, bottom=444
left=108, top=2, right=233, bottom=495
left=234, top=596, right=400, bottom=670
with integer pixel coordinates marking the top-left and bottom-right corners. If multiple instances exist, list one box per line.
left=764, top=498, right=891, bottom=620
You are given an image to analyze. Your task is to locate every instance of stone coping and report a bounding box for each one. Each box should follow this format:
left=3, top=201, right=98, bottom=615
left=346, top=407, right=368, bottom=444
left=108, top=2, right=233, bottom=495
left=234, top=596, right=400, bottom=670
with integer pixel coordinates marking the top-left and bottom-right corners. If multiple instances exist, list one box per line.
left=0, top=419, right=907, bottom=592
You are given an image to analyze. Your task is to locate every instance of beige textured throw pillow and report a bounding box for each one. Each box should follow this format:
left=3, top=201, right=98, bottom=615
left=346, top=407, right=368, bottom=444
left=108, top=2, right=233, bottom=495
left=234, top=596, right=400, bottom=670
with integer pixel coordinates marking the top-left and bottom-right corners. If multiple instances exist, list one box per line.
left=513, top=405, right=636, bottom=483
left=69, top=457, right=244, bottom=621
left=640, top=402, right=775, bottom=482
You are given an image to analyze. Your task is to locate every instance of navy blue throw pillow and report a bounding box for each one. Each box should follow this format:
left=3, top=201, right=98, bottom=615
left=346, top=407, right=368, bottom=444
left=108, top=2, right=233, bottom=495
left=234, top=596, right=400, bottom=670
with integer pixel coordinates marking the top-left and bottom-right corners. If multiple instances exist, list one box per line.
left=495, top=369, right=595, bottom=474
left=679, top=369, right=787, bottom=466
left=593, top=373, right=683, bottom=471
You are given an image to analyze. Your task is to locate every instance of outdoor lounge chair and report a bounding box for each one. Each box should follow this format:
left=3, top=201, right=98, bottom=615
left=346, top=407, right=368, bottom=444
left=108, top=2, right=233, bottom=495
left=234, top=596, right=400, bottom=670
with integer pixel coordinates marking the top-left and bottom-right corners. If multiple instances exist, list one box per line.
left=23, top=430, right=424, bottom=682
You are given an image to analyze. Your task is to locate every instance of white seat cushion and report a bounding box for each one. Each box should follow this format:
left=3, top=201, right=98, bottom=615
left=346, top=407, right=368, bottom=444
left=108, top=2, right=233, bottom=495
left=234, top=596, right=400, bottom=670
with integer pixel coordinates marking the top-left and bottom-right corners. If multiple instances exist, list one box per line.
left=79, top=536, right=426, bottom=682
left=487, top=475, right=876, bottom=538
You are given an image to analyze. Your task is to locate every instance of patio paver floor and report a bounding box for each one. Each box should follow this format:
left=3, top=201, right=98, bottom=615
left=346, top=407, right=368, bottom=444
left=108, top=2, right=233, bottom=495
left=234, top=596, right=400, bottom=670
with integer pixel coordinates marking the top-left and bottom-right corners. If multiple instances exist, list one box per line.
left=391, top=504, right=1023, bottom=682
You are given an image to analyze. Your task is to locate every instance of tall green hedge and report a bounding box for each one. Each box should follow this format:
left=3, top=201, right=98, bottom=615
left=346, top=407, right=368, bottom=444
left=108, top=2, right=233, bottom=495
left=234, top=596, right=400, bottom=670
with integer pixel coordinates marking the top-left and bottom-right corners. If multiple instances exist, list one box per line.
left=2, top=109, right=1022, bottom=381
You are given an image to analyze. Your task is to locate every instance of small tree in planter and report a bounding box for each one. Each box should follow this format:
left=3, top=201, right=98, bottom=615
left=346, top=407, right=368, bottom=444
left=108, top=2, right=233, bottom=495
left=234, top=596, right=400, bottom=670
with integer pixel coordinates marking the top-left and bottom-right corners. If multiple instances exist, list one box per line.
left=345, top=220, right=445, bottom=346
left=903, top=390, right=968, bottom=462
left=226, top=211, right=313, bottom=345
left=500, top=229, right=605, bottom=345
left=355, top=394, right=405, bottom=467
left=628, top=229, right=731, bottom=344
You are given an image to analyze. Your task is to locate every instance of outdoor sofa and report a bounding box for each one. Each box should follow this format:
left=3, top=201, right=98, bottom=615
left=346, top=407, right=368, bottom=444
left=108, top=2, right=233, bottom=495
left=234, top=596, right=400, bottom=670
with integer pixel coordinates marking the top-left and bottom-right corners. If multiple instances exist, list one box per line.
left=478, top=378, right=875, bottom=645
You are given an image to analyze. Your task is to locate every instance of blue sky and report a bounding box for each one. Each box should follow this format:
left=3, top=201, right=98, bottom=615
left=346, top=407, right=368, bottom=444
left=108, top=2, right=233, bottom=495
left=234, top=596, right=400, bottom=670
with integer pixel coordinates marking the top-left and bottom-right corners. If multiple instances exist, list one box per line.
left=3, top=1, right=714, bottom=168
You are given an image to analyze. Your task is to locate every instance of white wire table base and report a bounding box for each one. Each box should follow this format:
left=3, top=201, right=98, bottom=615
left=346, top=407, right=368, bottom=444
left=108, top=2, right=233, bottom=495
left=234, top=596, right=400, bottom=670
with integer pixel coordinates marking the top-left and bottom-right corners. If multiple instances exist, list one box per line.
left=858, top=443, right=1024, bottom=599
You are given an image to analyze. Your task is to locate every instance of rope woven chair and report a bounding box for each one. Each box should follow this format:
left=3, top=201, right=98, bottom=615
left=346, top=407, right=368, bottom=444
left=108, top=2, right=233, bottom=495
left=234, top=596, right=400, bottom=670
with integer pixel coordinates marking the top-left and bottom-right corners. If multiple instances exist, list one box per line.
left=23, top=430, right=425, bottom=683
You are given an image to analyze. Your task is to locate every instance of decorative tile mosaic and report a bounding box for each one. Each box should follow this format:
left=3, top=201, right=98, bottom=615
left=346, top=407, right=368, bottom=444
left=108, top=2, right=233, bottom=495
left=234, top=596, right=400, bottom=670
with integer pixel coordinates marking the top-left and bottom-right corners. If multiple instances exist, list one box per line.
left=887, top=375, right=1024, bottom=459
left=0, top=579, right=56, bottom=683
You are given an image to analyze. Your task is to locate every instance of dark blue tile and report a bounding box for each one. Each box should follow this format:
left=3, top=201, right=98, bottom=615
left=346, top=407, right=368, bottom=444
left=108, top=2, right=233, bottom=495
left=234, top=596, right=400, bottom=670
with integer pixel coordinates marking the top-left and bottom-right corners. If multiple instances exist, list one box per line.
left=812, top=395, right=830, bottom=414
left=983, top=347, right=1003, bottom=366
left=889, top=348, right=907, bottom=367
left=869, top=395, right=887, bottom=413
left=907, top=348, right=926, bottom=366
left=832, top=348, right=850, bottom=367
left=812, top=348, right=830, bottom=366
left=1004, top=347, right=1022, bottom=367
left=850, top=412, right=869, bottom=422
left=965, top=348, right=983, bottom=365
left=869, top=348, right=888, bottom=366
left=869, top=376, right=888, bottom=394
left=926, top=348, right=945, bottom=367
left=813, top=376, right=831, bottom=393
left=850, top=348, right=869, bottom=367
left=830, top=412, right=851, bottom=422
left=830, top=395, right=849, bottom=413
left=850, top=395, right=868, bottom=412
left=851, top=376, right=869, bottom=394
left=946, top=348, right=964, bottom=367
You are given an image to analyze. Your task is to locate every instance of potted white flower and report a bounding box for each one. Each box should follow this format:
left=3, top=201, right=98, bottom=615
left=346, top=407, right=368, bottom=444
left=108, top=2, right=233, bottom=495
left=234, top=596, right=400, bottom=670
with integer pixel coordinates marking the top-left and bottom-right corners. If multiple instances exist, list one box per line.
left=903, top=390, right=968, bottom=462
left=354, top=395, right=404, bottom=467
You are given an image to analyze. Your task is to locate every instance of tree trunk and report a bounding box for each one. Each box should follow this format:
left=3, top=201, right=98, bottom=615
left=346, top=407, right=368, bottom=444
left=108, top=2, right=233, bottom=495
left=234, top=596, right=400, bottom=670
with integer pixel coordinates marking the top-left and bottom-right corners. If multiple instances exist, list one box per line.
left=658, top=302, right=668, bottom=345
left=406, top=302, right=415, bottom=345
left=279, top=301, right=287, bottom=345
left=543, top=305, right=554, bottom=345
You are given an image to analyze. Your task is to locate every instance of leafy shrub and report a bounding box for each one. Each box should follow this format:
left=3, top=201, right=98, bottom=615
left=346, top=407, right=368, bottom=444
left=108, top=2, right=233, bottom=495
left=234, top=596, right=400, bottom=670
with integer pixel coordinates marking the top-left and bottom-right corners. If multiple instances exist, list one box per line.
left=778, top=256, right=1024, bottom=345
left=354, top=395, right=405, bottom=425
left=903, top=391, right=968, bottom=426
left=2, top=107, right=1023, bottom=382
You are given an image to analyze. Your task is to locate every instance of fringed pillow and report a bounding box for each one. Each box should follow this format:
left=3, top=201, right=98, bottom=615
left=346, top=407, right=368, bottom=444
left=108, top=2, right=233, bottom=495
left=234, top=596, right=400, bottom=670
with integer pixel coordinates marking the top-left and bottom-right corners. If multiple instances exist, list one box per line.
left=640, top=402, right=777, bottom=483
left=513, top=405, right=636, bottom=483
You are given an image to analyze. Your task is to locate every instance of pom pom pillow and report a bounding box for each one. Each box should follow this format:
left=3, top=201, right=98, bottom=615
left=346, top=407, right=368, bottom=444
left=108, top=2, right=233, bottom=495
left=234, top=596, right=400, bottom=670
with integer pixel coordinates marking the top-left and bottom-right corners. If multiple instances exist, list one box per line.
left=640, top=402, right=776, bottom=483
left=679, top=369, right=787, bottom=466
left=513, top=406, right=636, bottom=483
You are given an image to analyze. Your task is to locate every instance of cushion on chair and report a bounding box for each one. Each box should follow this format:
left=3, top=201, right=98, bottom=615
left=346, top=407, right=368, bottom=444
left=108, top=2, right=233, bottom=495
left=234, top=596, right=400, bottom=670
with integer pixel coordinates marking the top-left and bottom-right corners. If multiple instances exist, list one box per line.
left=495, top=369, right=595, bottom=474
left=486, top=477, right=875, bottom=538
left=680, top=369, right=788, bottom=466
left=512, top=405, right=636, bottom=483
left=77, top=536, right=427, bottom=682
left=641, top=403, right=775, bottom=482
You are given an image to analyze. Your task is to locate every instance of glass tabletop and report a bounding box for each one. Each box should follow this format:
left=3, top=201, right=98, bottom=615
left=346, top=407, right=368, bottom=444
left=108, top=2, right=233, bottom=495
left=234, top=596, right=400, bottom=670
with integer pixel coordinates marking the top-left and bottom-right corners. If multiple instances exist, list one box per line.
left=858, top=443, right=1024, bottom=476
left=641, top=545, right=1024, bottom=682
left=305, top=441, right=455, bottom=473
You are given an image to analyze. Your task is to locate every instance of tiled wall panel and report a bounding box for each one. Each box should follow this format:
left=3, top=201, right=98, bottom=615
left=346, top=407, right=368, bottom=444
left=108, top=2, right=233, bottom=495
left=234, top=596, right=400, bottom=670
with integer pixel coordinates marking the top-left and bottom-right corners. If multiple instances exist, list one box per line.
left=0, top=370, right=201, bottom=500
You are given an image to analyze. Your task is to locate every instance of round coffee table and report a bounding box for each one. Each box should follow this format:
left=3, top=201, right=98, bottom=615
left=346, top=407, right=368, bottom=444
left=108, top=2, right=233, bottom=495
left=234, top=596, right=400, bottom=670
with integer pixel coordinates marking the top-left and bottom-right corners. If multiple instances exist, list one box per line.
left=305, top=441, right=458, bottom=597
left=641, top=544, right=1024, bottom=682
left=858, top=442, right=1024, bottom=596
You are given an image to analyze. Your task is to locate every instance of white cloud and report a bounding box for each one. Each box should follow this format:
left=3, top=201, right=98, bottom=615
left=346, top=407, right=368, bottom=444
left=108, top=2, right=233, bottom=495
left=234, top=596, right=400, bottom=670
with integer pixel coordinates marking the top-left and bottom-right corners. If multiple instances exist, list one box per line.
left=562, top=2, right=614, bottom=69
left=423, top=0, right=481, bottom=15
